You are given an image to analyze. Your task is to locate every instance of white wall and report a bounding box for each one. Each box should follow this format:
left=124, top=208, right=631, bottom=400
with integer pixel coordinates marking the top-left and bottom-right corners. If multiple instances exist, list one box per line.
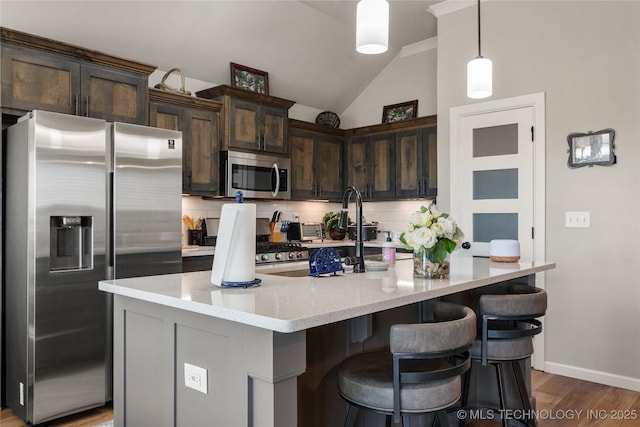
left=435, top=1, right=640, bottom=390
left=150, top=34, right=438, bottom=128
left=340, top=39, right=438, bottom=129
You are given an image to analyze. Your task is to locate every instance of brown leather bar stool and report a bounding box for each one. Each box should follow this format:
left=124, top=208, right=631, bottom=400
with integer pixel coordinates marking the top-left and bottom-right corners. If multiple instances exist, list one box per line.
left=461, top=284, right=547, bottom=427
left=338, top=301, right=476, bottom=427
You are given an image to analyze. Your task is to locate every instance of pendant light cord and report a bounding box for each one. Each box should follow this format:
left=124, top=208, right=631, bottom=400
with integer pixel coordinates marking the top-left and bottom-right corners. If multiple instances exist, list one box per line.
left=477, top=0, right=482, bottom=57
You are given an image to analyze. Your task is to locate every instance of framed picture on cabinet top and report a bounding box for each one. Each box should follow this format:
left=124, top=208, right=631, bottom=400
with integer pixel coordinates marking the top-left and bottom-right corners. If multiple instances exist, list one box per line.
left=382, top=100, right=418, bottom=123
left=567, top=128, right=616, bottom=168
left=230, top=62, right=269, bottom=95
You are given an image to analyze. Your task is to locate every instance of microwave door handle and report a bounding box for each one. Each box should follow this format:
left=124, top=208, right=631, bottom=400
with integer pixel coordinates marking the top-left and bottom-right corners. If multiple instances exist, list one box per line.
left=272, top=163, right=280, bottom=198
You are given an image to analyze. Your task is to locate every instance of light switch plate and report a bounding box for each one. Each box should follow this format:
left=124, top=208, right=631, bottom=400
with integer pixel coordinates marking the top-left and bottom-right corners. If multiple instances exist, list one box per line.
left=565, top=211, right=590, bottom=228
left=184, top=362, right=208, bottom=394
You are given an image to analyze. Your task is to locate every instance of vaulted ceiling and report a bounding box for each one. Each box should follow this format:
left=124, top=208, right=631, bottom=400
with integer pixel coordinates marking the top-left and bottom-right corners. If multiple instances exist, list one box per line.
left=0, top=1, right=439, bottom=113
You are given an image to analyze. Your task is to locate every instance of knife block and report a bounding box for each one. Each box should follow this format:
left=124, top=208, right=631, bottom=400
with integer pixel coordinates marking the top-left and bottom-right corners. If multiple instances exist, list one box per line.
left=269, top=222, right=282, bottom=242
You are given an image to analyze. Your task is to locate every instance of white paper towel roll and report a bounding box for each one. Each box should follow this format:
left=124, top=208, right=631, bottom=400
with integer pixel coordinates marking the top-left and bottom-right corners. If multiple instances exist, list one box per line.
left=210, top=202, right=256, bottom=286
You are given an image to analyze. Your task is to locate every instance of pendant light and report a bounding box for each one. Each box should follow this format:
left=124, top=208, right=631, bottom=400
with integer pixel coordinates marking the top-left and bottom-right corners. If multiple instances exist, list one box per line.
left=467, top=0, right=492, bottom=98
left=356, top=0, right=389, bottom=54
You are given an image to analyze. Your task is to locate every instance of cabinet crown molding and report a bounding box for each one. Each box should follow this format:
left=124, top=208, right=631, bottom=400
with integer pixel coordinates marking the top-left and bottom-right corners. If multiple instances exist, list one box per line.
left=289, top=119, right=345, bottom=137
left=1, top=27, right=156, bottom=75
left=149, top=88, right=222, bottom=111
left=196, top=85, right=295, bottom=110
left=345, top=115, right=437, bottom=137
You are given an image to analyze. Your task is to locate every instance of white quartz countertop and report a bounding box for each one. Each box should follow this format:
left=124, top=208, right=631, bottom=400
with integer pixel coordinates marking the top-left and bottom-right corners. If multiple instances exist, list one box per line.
left=99, top=256, right=555, bottom=333
left=100, top=256, right=555, bottom=334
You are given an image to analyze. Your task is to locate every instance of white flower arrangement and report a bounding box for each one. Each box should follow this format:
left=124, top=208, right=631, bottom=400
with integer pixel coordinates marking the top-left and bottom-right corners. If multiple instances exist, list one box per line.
left=399, top=205, right=465, bottom=263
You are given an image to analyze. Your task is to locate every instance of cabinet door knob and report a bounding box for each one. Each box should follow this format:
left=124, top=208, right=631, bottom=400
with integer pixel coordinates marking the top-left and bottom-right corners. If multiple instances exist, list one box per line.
left=461, top=242, right=471, bottom=249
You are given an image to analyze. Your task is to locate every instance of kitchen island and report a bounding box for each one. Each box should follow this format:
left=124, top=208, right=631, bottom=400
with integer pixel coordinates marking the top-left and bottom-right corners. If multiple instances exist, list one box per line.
left=99, top=256, right=554, bottom=427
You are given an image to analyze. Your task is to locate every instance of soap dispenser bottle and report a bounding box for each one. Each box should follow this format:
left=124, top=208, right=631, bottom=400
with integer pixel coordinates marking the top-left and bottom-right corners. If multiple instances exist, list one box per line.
left=381, top=231, right=396, bottom=265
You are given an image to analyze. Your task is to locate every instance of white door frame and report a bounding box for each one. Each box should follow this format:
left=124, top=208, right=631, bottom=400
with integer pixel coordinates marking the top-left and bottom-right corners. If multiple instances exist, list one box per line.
left=450, top=92, right=547, bottom=369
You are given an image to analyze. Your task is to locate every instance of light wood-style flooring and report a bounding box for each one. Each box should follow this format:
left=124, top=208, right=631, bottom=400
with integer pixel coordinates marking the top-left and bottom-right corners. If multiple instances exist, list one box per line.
left=0, top=403, right=112, bottom=427
left=1, top=370, right=638, bottom=426
left=469, top=369, right=640, bottom=427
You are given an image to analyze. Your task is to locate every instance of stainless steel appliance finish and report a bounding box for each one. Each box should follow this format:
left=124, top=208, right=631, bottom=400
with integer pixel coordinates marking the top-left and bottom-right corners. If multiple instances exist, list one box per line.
left=6, top=111, right=108, bottom=424
left=221, top=150, right=291, bottom=199
left=1, top=122, right=4, bottom=408
left=256, top=217, right=272, bottom=241
left=4, top=111, right=182, bottom=425
left=108, top=122, right=182, bottom=279
left=287, top=222, right=324, bottom=241
left=255, top=242, right=309, bottom=265
left=347, top=223, right=378, bottom=241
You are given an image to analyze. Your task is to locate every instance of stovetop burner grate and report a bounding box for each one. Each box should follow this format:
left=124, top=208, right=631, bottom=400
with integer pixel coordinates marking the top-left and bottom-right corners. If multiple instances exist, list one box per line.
left=256, top=242, right=306, bottom=253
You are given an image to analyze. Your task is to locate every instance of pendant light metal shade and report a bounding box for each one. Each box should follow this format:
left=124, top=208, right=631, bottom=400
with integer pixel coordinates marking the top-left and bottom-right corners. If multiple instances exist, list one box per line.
left=356, top=0, right=389, bottom=54
left=467, top=0, right=492, bottom=98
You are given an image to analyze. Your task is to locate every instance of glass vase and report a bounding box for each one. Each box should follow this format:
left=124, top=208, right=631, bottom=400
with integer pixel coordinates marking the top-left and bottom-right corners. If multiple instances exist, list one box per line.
left=413, top=248, right=450, bottom=279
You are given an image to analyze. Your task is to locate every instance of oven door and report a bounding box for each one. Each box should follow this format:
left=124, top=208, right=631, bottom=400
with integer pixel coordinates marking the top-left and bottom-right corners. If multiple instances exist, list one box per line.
left=223, top=151, right=291, bottom=199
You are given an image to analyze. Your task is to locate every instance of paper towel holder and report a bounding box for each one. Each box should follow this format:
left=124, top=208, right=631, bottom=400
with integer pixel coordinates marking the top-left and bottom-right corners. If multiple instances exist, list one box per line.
left=211, top=191, right=262, bottom=288
left=220, top=278, right=262, bottom=288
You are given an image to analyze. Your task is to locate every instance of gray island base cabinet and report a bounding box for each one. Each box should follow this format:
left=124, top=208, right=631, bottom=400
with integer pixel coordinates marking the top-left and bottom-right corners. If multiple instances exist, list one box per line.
left=113, top=296, right=305, bottom=427
left=100, top=257, right=555, bottom=427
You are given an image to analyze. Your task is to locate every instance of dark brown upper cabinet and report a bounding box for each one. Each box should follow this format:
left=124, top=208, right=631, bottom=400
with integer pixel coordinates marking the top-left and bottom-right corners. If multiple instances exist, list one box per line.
left=346, top=115, right=437, bottom=200
left=395, top=126, right=437, bottom=198
left=346, top=133, right=395, bottom=200
left=148, top=89, right=222, bottom=196
left=289, top=120, right=344, bottom=201
left=1, top=27, right=154, bottom=124
left=196, top=85, right=295, bottom=156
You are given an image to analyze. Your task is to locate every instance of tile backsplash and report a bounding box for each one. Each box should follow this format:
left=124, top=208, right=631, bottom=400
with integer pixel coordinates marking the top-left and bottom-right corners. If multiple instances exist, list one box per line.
left=182, top=196, right=433, bottom=245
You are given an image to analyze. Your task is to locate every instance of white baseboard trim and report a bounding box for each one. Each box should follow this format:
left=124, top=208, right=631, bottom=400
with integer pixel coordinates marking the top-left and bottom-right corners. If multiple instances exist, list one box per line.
left=544, top=361, right=640, bottom=392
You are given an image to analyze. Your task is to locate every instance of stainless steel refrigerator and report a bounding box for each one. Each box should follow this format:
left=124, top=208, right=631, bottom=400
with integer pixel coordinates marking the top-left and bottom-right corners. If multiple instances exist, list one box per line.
left=5, top=110, right=182, bottom=425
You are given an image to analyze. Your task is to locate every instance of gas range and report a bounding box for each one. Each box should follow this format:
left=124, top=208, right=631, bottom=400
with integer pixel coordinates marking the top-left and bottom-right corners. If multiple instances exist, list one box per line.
left=255, top=242, right=309, bottom=265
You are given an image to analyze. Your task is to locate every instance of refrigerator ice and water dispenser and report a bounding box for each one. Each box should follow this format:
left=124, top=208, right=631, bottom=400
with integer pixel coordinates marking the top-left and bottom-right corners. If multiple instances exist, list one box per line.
left=49, top=216, right=93, bottom=271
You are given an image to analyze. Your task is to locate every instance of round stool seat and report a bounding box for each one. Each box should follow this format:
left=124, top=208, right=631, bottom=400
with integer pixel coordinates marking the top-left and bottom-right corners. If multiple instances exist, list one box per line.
left=479, top=287, right=547, bottom=317
left=338, top=352, right=461, bottom=414
left=460, top=286, right=547, bottom=427
left=470, top=336, right=533, bottom=361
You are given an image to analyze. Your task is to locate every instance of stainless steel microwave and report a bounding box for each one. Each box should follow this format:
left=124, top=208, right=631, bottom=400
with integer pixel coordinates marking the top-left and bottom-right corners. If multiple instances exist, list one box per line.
left=221, top=150, right=291, bottom=199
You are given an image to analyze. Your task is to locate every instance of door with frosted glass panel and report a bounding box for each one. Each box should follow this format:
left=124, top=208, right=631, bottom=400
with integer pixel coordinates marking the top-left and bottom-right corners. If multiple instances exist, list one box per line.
left=451, top=107, right=534, bottom=259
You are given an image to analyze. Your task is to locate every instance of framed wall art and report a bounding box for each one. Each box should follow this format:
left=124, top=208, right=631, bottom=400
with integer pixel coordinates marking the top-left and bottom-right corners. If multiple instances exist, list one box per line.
left=567, top=128, right=616, bottom=168
left=382, top=100, right=418, bottom=123
left=230, top=62, right=269, bottom=95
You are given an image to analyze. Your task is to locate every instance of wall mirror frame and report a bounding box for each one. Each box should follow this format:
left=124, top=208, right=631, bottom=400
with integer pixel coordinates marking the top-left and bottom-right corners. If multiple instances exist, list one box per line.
left=567, top=128, right=616, bottom=168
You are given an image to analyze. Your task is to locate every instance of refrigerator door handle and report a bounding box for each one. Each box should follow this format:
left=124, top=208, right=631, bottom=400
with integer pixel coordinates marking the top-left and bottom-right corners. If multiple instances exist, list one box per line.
left=106, top=171, right=115, bottom=280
